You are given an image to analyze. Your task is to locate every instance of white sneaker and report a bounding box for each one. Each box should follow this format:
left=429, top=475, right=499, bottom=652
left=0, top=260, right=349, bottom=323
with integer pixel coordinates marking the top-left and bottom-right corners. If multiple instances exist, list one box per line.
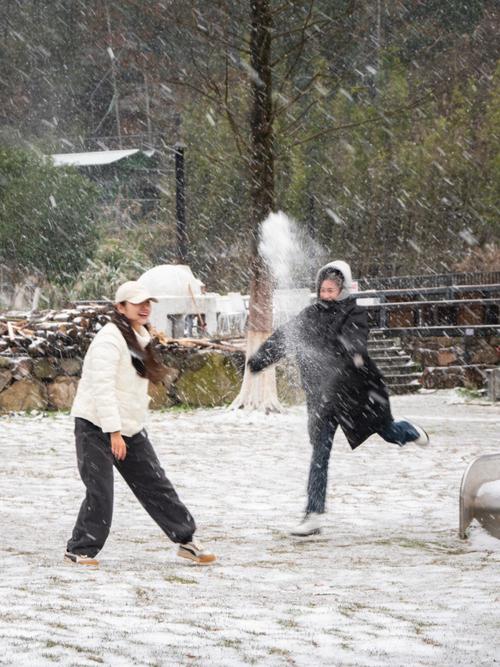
left=177, top=541, right=216, bottom=565
left=290, top=512, right=322, bottom=536
left=411, top=424, right=430, bottom=447
left=64, top=551, right=99, bottom=568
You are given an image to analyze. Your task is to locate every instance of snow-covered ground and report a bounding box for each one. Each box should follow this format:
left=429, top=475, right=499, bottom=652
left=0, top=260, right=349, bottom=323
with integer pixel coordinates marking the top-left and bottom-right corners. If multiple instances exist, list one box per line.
left=0, top=390, right=499, bottom=667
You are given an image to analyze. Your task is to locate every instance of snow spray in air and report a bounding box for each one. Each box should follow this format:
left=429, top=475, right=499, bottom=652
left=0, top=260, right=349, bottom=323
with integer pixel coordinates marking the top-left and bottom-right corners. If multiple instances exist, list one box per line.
left=231, top=211, right=324, bottom=411
left=259, top=210, right=326, bottom=327
left=258, top=211, right=326, bottom=290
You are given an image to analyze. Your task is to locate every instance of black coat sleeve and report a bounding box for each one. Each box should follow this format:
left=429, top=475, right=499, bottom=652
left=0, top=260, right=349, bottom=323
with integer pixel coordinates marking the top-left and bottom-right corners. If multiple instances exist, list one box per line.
left=247, top=326, right=288, bottom=373
left=337, top=305, right=369, bottom=357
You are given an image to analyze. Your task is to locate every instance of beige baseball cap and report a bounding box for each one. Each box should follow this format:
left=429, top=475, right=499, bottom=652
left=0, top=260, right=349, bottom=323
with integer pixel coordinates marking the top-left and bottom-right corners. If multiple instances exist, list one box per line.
left=114, top=280, right=158, bottom=304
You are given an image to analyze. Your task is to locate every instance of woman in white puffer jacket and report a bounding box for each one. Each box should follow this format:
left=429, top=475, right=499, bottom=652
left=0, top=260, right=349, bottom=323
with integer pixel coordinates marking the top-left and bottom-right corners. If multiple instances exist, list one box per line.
left=65, top=280, right=215, bottom=567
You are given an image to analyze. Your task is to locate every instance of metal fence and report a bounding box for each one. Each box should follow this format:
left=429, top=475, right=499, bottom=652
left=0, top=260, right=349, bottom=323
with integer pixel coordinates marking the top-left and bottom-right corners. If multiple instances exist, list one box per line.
left=359, top=271, right=500, bottom=291
left=357, top=282, right=500, bottom=339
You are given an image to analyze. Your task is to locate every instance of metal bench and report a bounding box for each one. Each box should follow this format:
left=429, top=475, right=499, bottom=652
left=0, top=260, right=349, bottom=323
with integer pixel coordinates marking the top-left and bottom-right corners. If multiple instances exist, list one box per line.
left=459, top=453, right=500, bottom=539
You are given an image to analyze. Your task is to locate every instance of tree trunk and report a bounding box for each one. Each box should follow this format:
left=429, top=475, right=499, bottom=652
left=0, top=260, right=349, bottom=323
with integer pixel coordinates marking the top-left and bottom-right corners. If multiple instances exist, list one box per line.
left=231, top=0, right=281, bottom=411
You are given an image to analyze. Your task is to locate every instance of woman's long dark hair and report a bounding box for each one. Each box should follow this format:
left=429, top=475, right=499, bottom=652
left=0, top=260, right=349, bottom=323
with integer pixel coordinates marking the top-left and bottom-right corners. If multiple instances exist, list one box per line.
left=111, top=309, right=166, bottom=384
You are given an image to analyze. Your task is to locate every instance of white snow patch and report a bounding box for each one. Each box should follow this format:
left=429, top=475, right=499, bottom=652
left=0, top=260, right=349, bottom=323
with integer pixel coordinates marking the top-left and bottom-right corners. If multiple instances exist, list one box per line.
left=0, top=391, right=499, bottom=665
left=467, top=522, right=500, bottom=552
left=476, top=480, right=500, bottom=501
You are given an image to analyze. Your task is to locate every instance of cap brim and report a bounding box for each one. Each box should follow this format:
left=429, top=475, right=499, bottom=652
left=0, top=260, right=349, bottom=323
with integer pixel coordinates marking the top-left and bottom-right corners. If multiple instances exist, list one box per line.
left=127, top=295, right=158, bottom=304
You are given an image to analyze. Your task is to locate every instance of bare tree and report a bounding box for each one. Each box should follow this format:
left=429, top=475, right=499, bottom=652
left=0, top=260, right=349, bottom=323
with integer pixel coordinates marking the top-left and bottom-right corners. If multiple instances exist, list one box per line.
left=155, top=0, right=359, bottom=410
left=231, top=0, right=280, bottom=410
left=153, top=0, right=432, bottom=409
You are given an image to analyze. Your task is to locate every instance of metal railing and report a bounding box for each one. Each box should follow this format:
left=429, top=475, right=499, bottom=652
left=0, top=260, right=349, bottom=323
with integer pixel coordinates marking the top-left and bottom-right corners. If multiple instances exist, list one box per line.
left=359, top=271, right=500, bottom=291
left=357, top=284, right=500, bottom=338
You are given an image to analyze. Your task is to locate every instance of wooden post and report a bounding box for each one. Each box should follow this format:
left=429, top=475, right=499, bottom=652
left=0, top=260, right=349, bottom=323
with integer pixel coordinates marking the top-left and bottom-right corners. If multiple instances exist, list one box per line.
left=174, top=142, right=187, bottom=263
left=307, top=192, right=316, bottom=241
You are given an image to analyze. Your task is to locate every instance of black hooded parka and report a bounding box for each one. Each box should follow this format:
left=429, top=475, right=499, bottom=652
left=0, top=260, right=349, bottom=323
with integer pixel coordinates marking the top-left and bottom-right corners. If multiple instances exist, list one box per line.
left=248, top=264, right=393, bottom=449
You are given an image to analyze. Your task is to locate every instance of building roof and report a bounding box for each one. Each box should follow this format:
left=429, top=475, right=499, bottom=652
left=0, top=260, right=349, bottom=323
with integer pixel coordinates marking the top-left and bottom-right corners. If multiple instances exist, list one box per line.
left=51, top=149, right=155, bottom=167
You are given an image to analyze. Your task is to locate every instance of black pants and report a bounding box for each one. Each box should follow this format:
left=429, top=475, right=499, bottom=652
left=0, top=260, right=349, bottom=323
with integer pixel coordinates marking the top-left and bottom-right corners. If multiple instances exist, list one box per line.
left=67, top=418, right=196, bottom=557
left=306, top=414, right=338, bottom=515
left=305, top=413, right=421, bottom=514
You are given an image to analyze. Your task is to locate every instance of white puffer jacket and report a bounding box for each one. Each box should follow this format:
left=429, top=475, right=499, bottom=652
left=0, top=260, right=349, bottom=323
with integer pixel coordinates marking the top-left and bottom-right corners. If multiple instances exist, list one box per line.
left=71, top=322, right=151, bottom=436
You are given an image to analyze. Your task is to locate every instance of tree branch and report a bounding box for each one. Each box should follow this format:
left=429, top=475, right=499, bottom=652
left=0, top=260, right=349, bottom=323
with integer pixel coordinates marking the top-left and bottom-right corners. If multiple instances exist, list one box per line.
left=273, top=70, right=322, bottom=121
left=186, top=1, right=252, bottom=55
left=223, top=52, right=245, bottom=157
left=278, top=98, right=319, bottom=138
left=271, top=19, right=332, bottom=41
left=271, top=1, right=314, bottom=71
left=269, top=2, right=292, bottom=16
left=164, top=76, right=219, bottom=105
left=166, top=46, right=249, bottom=158
left=290, top=91, right=435, bottom=148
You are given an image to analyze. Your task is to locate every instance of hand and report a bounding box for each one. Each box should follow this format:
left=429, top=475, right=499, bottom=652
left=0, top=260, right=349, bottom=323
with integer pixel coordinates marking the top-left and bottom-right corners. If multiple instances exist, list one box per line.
left=247, top=356, right=260, bottom=373
left=110, top=432, right=127, bottom=460
left=353, top=353, right=364, bottom=368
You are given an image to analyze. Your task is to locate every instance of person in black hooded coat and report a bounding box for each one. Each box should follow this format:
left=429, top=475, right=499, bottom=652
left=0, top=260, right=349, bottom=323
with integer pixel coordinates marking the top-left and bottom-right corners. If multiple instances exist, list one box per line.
left=248, top=260, right=429, bottom=536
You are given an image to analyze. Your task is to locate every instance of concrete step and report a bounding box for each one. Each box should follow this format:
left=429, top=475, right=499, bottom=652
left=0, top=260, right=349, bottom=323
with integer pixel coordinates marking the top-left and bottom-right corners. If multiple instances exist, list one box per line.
left=375, top=361, right=419, bottom=373
left=388, top=382, right=421, bottom=395
left=382, top=371, right=422, bottom=385
left=368, top=347, right=409, bottom=359
left=374, top=355, right=414, bottom=364
left=368, top=339, right=397, bottom=349
left=368, top=347, right=410, bottom=359
left=370, top=331, right=401, bottom=343
left=368, top=331, right=421, bottom=394
left=377, top=364, right=419, bottom=375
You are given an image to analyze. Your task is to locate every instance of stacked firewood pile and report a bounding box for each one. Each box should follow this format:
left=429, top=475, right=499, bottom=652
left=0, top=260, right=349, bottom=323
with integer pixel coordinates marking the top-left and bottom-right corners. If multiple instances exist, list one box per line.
left=0, top=304, right=113, bottom=358
left=151, top=329, right=242, bottom=353
left=0, top=303, right=247, bottom=412
left=0, top=303, right=242, bottom=358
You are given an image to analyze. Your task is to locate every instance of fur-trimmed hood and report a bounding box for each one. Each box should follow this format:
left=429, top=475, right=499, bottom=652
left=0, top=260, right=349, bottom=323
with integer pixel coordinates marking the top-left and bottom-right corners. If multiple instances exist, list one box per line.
left=315, top=260, right=354, bottom=301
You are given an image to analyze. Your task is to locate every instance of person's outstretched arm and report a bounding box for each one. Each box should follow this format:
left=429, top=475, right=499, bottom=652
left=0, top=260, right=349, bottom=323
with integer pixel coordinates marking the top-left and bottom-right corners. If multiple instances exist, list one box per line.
left=247, top=326, right=288, bottom=373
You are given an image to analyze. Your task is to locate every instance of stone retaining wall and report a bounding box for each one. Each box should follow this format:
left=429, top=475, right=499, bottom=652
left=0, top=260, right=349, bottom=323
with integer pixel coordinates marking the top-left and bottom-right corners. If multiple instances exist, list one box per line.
left=401, top=335, right=499, bottom=390
left=0, top=349, right=304, bottom=413
left=2, top=335, right=497, bottom=410
left=3, top=305, right=496, bottom=410
left=0, top=300, right=311, bottom=412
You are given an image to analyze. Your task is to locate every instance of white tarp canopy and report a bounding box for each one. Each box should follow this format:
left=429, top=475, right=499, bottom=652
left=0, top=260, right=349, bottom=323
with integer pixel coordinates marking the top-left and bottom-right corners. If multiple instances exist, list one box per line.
left=50, top=148, right=155, bottom=167
left=139, top=264, right=203, bottom=299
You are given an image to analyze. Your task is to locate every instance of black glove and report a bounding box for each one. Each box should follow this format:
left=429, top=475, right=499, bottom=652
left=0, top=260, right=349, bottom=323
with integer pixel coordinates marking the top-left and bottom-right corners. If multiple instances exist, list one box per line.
left=247, top=355, right=263, bottom=373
